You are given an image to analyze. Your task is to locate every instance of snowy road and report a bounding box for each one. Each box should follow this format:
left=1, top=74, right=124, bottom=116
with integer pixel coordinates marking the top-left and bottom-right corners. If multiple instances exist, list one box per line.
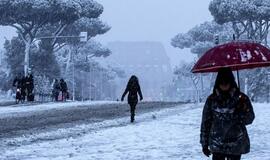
left=0, top=101, right=181, bottom=138
left=0, top=103, right=269, bottom=160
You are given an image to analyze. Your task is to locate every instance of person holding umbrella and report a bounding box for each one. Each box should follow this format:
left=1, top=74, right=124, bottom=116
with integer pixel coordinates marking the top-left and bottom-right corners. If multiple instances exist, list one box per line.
left=200, top=68, right=255, bottom=160
left=192, top=40, right=270, bottom=159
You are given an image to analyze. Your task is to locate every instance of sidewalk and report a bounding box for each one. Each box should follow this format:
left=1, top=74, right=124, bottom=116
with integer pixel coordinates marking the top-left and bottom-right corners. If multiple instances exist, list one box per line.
left=1, top=103, right=268, bottom=160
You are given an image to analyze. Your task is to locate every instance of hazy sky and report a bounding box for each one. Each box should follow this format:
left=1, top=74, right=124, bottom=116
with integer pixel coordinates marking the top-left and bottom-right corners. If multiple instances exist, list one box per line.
left=94, top=0, right=213, bottom=66
left=0, top=0, right=212, bottom=66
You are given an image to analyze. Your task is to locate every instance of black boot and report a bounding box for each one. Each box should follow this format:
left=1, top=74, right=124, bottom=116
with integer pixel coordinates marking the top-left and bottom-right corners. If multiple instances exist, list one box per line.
left=130, top=104, right=136, bottom=123
left=131, top=114, right=135, bottom=123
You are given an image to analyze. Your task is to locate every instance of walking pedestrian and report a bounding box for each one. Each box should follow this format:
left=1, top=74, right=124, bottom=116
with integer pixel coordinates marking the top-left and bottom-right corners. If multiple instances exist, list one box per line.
left=121, top=75, right=143, bottom=123
left=52, top=79, right=60, bottom=101
left=60, top=79, right=68, bottom=101
left=25, top=74, right=34, bottom=101
left=200, top=68, right=255, bottom=160
left=13, top=73, right=26, bottom=103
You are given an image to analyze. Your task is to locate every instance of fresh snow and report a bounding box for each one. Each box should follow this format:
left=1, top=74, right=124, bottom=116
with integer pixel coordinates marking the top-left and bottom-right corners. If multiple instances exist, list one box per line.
left=1, top=103, right=269, bottom=160
left=0, top=101, right=119, bottom=117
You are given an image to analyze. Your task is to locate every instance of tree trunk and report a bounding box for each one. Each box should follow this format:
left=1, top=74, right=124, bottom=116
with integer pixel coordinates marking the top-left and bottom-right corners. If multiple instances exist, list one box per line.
left=232, top=22, right=240, bottom=39
left=24, top=41, right=31, bottom=76
left=191, top=77, right=199, bottom=103
left=65, top=46, right=72, bottom=73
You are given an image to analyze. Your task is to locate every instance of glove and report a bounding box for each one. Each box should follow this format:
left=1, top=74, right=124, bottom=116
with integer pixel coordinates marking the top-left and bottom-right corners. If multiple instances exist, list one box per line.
left=202, top=147, right=211, bottom=157
left=235, top=94, right=248, bottom=113
left=121, top=97, right=124, bottom=101
left=140, top=97, right=143, bottom=101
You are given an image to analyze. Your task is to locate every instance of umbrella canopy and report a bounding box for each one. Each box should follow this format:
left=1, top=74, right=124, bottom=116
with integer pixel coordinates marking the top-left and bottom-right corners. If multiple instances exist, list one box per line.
left=192, top=41, right=270, bottom=73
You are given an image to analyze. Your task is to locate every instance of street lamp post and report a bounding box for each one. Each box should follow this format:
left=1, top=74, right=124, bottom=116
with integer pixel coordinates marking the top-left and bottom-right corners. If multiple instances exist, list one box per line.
left=244, top=78, right=248, bottom=95
left=25, top=32, right=88, bottom=77
left=86, top=56, right=94, bottom=101
left=200, top=74, right=204, bottom=101
left=32, top=31, right=88, bottom=94
left=72, top=50, right=75, bottom=101
left=29, top=32, right=88, bottom=101
left=89, top=65, right=92, bottom=101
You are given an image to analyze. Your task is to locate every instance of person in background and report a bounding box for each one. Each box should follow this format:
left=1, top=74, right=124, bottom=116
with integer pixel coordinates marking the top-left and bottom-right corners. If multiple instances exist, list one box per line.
left=52, top=79, right=60, bottom=101
left=59, top=79, right=68, bottom=101
left=121, top=75, right=143, bottom=123
left=200, top=68, right=255, bottom=160
left=13, top=73, right=26, bottom=103
left=25, top=73, right=34, bottom=101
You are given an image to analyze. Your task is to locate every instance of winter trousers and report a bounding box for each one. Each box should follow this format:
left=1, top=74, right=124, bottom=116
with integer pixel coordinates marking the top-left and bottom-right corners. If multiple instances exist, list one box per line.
left=54, top=93, right=59, bottom=101
left=212, top=153, right=241, bottom=160
left=129, top=103, right=137, bottom=122
left=61, top=91, right=67, bottom=101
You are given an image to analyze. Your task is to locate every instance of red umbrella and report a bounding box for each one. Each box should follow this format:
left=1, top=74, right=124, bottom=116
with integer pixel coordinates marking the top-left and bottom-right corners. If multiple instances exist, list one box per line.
left=192, top=41, right=270, bottom=73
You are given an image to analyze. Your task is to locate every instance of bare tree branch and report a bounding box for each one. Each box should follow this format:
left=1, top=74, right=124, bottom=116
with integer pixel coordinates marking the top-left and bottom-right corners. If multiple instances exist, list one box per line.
left=54, top=43, right=67, bottom=52
left=52, top=24, right=67, bottom=46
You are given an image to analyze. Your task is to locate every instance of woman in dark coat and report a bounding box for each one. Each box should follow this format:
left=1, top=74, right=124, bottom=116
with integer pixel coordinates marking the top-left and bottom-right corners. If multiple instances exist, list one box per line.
left=59, top=79, right=68, bottom=101
left=200, top=68, right=255, bottom=160
left=13, top=74, right=26, bottom=103
left=52, top=79, right=60, bottom=101
left=25, top=74, right=34, bottom=101
left=121, top=75, right=143, bottom=123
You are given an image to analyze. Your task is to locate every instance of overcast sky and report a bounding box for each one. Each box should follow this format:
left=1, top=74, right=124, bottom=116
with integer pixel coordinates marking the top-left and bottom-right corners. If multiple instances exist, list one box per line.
left=0, top=0, right=212, bottom=66
left=94, top=0, right=213, bottom=66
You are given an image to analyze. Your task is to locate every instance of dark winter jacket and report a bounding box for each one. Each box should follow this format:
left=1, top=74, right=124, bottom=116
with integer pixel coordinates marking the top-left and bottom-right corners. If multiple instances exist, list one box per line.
left=121, top=80, right=143, bottom=104
left=13, top=77, right=25, bottom=89
left=52, top=81, right=60, bottom=94
left=200, top=88, right=255, bottom=155
left=60, top=80, right=68, bottom=92
left=25, top=75, right=34, bottom=91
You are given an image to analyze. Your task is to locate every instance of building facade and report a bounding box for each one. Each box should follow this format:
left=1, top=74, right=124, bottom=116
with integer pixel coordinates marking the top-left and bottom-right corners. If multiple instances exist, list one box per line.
left=107, top=41, right=173, bottom=101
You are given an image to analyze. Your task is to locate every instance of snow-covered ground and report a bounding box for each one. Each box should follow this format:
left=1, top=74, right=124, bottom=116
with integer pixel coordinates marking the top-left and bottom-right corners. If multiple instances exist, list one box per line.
left=1, top=103, right=269, bottom=160
left=0, top=101, right=119, bottom=117
left=0, top=91, right=13, bottom=105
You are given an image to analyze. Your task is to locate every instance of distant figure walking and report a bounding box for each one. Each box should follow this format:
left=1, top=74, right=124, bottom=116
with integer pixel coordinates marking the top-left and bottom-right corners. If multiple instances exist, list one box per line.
left=121, top=75, right=143, bottom=123
left=25, top=74, right=34, bottom=101
left=13, top=73, right=26, bottom=103
left=52, top=79, right=60, bottom=101
left=59, top=79, right=68, bottom=101
left=200, top=68, right=255, bottom=160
